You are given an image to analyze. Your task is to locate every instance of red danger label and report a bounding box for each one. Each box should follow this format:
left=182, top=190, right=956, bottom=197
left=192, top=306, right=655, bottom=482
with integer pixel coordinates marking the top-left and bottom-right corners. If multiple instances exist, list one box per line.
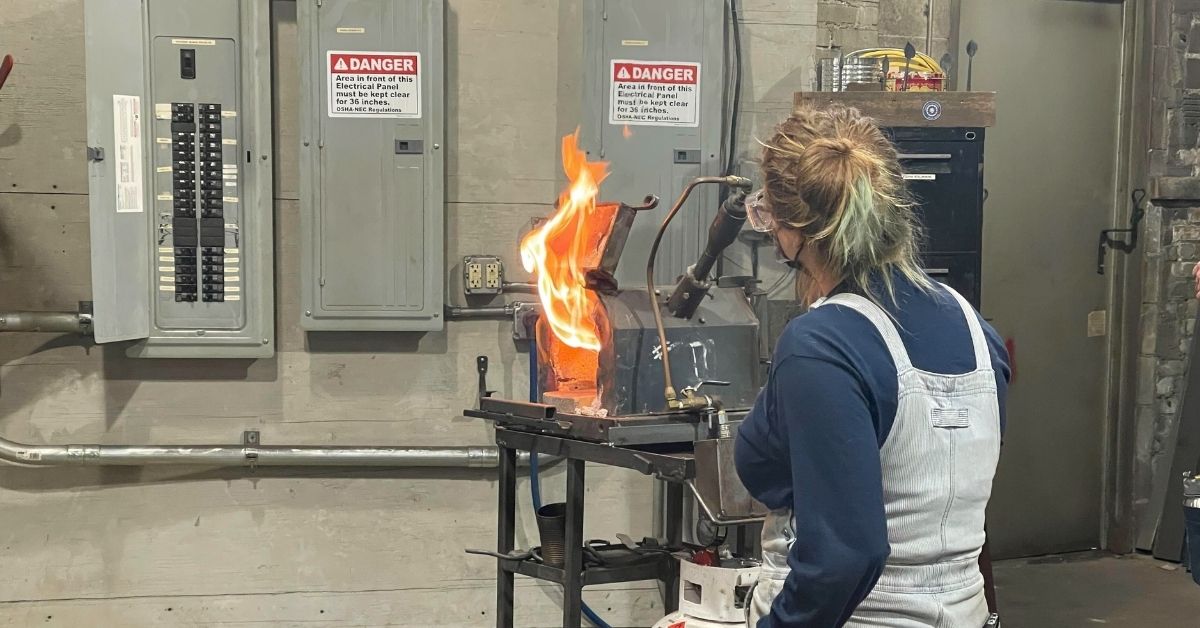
left=612, top=62, right=698, bottom=85
left=609, top=59, right=701, bottom=127
left=327, top=50, right=422, bottom=118
left=329, top=53, right=418, bottom=75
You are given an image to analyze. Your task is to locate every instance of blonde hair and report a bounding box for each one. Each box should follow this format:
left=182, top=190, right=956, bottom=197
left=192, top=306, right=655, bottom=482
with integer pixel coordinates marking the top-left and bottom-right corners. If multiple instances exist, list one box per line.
left=760, top=104, right=931, bottom=304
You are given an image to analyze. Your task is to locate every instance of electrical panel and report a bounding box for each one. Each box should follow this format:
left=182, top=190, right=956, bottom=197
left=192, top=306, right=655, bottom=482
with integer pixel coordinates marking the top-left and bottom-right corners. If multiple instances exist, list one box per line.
left=298, top=0, right=445, bottom=331
left=84, top=0, right=274, bottom=358
left=582, top=0, right=727, bottom=285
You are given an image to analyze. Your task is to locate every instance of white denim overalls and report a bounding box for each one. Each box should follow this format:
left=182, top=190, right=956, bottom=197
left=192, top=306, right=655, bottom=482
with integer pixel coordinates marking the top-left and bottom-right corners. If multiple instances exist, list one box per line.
left=749, top=287, right=1001, bottom=628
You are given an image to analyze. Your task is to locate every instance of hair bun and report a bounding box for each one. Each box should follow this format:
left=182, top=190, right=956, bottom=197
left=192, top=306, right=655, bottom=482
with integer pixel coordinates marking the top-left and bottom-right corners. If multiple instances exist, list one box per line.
left=809, top=137, right=857, bottom=157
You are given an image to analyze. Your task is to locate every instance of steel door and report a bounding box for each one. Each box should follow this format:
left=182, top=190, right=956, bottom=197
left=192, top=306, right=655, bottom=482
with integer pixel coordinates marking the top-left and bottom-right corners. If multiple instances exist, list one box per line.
left=958, top=0, right=1125, bottom=557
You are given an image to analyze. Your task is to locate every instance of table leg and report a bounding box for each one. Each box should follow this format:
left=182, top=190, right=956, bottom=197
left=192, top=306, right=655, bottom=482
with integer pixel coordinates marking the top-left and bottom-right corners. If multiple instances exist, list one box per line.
left=664, top=481, right=684, bottom=613
left=562, top=459, right=586, bottom=627
left=497, top=446, right=517, bottom=628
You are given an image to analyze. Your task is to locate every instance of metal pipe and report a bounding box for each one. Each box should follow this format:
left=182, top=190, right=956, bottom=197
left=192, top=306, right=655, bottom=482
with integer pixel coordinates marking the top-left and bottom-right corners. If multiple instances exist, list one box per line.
left=0, top=435, right=537, bottom=469
left=926, top=0, right=935, bottom=56
left=685, top=479, right=764, bottom=526
left=0, top=311, right=92, bottom=335
left=501, top=281, right=538, bottom=294
left=444, top=304, right=519, bottom=320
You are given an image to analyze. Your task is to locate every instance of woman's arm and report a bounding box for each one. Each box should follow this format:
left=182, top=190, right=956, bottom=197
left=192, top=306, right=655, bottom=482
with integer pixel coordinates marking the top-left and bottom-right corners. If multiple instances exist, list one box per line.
left=762, top=355, right=890, bottom=628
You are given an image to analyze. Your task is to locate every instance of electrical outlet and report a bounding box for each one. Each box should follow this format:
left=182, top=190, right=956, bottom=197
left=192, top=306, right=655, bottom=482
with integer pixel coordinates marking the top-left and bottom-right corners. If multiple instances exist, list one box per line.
left=464, top=255, right=503, bottom=295
left=485, top=261, right=502, bottom=290
left=465, top=260, right=483, bottom=290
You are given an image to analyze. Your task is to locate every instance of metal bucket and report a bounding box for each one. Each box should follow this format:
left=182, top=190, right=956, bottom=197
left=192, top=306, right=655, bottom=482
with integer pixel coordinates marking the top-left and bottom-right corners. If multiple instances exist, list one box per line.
left=1185, top=474, right=1200, bottom=585
left=840, top=58, right=884, bottom=90
left=536, top=502, right=567, bottom=567
left=817, top=57, right=841, bottom=92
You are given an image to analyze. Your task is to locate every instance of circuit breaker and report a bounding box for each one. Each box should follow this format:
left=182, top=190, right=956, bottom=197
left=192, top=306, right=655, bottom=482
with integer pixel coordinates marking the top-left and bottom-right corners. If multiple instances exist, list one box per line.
left=298, top=0, right=445, bottom=331
left=84, top=0, right=274, bottom=357
left=582, top=0, right=727, bottom=285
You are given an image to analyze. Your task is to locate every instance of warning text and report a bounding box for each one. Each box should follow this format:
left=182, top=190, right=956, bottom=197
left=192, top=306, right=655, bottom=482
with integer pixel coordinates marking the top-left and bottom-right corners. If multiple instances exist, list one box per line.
left=328, top=51, right=422, bottom=118
left=609, top=60, right=700, bottom=128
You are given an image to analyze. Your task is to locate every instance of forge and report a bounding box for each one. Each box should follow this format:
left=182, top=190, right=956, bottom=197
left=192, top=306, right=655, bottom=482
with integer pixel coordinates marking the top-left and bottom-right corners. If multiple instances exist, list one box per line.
left=536, top=288, right=759, bottom=418
left=520, top=132, right=759, bottom=424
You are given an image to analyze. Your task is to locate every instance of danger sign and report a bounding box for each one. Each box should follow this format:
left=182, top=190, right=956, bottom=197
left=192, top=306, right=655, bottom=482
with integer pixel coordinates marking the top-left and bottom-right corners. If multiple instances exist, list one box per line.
left=328, top=50, right=421, bottom=118
left=609, top=60, right=701, bottom=128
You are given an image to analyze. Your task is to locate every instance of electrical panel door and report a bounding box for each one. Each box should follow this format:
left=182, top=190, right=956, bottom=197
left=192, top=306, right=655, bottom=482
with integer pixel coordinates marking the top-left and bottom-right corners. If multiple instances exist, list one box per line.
left=582, top=0, right=726, bottom=286
left=85, top=0, right=274, bottom=358
left=298, top=0, right=446, bottom=331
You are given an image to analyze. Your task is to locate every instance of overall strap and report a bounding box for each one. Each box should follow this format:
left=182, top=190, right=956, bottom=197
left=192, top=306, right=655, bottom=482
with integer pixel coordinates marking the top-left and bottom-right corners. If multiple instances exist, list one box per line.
left=817, top=293, right=914, bottom=373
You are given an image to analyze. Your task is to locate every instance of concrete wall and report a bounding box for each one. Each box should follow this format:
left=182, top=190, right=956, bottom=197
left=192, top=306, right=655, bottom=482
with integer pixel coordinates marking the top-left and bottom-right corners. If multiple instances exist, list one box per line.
left=0, top=1, right=818, bottom=625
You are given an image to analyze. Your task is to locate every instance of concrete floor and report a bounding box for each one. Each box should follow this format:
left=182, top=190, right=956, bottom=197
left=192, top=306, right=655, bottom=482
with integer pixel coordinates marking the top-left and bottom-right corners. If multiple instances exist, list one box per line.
left=994, top=553, right=1200, bottom=627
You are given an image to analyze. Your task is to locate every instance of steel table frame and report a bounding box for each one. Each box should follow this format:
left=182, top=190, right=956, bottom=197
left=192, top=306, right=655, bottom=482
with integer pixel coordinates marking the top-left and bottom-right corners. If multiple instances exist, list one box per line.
left=491, top=426, right=691, bottom=628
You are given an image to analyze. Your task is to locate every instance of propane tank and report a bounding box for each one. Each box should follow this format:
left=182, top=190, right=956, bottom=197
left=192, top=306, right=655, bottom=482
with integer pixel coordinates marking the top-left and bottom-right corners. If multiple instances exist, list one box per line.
left=652, top=556, right=760, bottom=628
left=652, top=610, right=735, bottom=628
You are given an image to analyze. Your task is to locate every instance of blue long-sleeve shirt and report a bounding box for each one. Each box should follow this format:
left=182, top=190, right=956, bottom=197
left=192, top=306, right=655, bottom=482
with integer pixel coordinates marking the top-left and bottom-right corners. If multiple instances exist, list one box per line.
left=735, top=273, right=1010, bottom=628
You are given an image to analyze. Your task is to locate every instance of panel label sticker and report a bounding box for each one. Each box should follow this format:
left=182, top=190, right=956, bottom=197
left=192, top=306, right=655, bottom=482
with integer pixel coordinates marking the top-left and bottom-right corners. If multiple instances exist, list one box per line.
left=112, top=94, right=144, bottom=213
left=609, top=60, right=700, bottom=128
left=327, top=50, right=421, bottom=118
left=903, top=173, right=937, bottom=181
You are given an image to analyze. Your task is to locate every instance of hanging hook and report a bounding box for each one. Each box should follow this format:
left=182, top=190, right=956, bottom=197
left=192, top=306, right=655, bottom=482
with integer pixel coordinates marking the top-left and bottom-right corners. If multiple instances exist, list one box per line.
left=1097, top=188, right=1148, bottom=275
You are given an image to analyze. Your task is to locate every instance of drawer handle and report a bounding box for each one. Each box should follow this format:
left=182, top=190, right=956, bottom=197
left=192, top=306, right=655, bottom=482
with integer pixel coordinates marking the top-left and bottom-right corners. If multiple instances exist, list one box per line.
left=923, top=268, right=951, bottom=276
left=898, top=153, right=952, bottom=161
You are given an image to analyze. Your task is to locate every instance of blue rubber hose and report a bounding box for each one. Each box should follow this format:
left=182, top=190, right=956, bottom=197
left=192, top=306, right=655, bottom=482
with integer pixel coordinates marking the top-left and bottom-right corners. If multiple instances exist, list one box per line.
left=528, top=330, right=543, bottom=510
left=528, top=330, right=612, bottom=628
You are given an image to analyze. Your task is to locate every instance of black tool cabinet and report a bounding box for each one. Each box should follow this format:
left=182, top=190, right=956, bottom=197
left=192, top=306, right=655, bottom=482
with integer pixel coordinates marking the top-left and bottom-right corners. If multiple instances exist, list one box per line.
left=888, top=126, right=987, bottom=309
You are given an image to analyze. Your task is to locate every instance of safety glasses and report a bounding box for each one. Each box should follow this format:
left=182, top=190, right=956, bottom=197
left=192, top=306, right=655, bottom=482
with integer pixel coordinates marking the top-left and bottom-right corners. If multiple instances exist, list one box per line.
left=745, top=188, right=776, bottom=233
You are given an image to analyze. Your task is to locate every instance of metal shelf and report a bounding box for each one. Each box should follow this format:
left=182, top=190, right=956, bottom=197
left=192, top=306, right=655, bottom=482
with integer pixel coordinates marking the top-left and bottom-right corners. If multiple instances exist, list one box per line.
left=499, top=549, right=672, bottom=587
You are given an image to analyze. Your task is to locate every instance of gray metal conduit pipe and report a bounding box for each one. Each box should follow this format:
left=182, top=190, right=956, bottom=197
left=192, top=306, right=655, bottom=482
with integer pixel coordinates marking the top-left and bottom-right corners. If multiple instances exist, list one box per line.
left=0, top=311, right=92, bottom=335
left=0, top=437, right=538, bottom=469
left=0, top=309, right=540, bottom=470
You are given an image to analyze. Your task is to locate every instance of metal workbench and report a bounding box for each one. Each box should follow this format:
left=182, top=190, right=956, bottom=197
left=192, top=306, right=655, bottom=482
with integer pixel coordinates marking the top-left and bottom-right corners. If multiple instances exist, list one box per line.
left=467, top=408, right=697, bottom=628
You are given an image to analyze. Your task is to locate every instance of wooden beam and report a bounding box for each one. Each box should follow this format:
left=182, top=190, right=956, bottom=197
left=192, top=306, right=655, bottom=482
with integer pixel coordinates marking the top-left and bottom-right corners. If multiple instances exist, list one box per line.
left=794, top=92, right=997, bottom=128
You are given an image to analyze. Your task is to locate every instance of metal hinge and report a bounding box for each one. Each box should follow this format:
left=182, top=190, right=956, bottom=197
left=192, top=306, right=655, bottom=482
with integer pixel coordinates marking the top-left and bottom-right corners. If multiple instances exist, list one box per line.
left=86, top=146, right=104, bottom=162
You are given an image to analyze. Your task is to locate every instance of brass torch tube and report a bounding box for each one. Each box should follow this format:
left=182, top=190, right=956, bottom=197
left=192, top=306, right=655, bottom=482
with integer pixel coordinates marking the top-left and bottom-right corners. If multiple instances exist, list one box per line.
left=646, top=177, right=737, bottom=404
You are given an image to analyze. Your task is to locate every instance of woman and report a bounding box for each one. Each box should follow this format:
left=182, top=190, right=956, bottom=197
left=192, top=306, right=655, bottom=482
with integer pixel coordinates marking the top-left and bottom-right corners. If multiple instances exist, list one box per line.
left=735, top=105, right=1010, bottom=627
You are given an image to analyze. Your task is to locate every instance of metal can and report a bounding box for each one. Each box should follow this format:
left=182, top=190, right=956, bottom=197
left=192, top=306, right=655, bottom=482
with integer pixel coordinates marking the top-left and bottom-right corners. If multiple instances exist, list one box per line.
left=1184, top=473, right=1200, bottom=585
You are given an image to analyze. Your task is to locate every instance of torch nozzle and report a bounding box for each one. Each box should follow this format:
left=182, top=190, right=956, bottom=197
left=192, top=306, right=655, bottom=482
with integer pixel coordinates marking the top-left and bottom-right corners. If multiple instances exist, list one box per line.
left=723, top=175, right=753, bottom=190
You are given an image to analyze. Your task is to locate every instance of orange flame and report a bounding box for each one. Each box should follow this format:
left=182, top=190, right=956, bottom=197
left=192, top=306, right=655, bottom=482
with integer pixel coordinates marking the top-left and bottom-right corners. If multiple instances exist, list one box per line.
left=520, top=131, right=611, bottom=352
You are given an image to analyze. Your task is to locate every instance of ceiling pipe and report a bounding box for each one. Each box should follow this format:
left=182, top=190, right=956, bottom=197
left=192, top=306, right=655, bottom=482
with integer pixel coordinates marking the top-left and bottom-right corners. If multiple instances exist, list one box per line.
left=0, top=435, right=537, bottom=469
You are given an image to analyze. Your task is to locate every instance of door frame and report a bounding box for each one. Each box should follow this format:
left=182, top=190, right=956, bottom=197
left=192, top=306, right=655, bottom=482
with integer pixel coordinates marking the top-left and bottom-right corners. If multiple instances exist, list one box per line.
left=1102, top=0, right=1151, bottom=555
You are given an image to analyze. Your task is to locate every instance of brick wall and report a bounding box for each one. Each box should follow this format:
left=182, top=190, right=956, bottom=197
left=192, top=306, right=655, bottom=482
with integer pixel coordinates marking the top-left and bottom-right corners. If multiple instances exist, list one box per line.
left=817, top=0, right=880, bottom=51
left=1133, top=0, right=1200, bottom=545
left=1137, top=205, right=1200, bottom=516
left=815, top=0, right=952, bottom=74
